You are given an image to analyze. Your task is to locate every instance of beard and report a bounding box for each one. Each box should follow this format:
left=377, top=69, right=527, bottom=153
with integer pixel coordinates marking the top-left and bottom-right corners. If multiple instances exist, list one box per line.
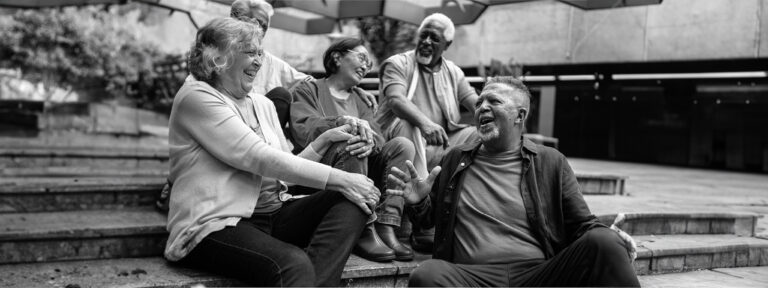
left=478, top=126, right=500, bottom=143
left=416, top=53, right=432, bottom=65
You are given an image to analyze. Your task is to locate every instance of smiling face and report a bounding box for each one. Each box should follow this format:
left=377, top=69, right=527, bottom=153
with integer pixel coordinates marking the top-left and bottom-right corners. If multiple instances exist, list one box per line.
left=217, top=38, right=263, bottom=98
left=474, top=83, right=528, bottom=144
left=415, top=21, right=450, bottom=67
left=334, top=45, right=371, bottom=85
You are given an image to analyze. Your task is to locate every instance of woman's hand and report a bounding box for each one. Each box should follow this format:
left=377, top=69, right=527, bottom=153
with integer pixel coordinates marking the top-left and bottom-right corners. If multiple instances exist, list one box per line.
left=346, top=135, right=375, bottom=158
left=336, top=116, right=375, bottom=144
left=320, top=123, right=355, bottom=143
left=327, top=169, right=381, bottom=215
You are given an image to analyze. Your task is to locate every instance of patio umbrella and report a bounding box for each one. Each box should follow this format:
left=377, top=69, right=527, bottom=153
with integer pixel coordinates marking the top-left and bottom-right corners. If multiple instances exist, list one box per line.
left=0, top=0, right=664, bottom=34
left=281, top=0, right=488, bottom=26
left=557, top=0, right=663, bottom=10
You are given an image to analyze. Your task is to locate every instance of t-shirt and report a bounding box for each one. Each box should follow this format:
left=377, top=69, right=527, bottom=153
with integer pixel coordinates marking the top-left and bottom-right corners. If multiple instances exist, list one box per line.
left=230, top=95, right=283, bottom=214
left=453, top=148, right=545, bottom=264
left=411, top=64, right=448, bottom=128
left=377, top=51, right=477, bottom=133
left=329, top=92, right=360, bottom=119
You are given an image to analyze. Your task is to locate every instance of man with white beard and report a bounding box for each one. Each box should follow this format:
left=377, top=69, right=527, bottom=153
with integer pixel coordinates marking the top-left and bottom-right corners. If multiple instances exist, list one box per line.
left=387, top=77, right=640, bottom=287
left=374, top=13, right=479, bottom=253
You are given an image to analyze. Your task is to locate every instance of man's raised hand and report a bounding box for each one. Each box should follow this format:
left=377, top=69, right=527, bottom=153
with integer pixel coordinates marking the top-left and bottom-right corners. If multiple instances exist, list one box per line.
left=386, top=160, right=441, bottom=205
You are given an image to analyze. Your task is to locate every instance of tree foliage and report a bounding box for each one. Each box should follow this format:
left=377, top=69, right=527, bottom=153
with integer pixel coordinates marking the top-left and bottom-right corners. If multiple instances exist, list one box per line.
left=356, top=17, right=418, bottom=65
left=0, top=6, right=176, bottom=109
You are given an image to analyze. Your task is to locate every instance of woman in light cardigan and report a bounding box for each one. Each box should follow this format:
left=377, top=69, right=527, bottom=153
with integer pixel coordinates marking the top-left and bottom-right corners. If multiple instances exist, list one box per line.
left=164, top=17, right=378, bottom=286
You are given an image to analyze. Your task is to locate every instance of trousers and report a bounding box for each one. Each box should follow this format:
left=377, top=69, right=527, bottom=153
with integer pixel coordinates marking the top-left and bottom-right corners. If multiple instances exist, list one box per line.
left=408, top=227, right=641, bottom=287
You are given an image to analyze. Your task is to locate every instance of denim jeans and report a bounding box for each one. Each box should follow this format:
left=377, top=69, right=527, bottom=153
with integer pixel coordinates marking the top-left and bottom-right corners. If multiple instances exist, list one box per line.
left=319, top=138, right=415, bottom=227
left=180, top=153, right=368, bottom=288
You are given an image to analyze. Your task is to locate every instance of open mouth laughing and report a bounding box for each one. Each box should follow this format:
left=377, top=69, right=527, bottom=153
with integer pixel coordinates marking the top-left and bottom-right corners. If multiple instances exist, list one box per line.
left=478, top=114, right=495, bottom=131
left=355, top=67, right=366, bottom=79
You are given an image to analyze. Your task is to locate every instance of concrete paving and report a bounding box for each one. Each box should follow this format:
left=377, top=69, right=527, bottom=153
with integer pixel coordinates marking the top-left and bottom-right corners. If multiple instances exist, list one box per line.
left=570, top=158, right=768, bottom=238
left=640, top=266, right=768, bottom=288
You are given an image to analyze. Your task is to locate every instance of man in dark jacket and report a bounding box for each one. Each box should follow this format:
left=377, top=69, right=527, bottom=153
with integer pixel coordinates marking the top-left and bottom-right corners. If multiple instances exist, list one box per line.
left=387, top=76, right=640, bottom=287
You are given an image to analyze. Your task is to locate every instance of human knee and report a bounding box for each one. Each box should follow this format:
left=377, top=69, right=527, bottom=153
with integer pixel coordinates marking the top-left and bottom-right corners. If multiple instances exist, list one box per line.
left=582, top=227, right=626, bottom=254
left=327, top=192, right=368, bottom=225
left=388, top=137, right=416, bottom=159
left=408, top=259, right=452, bottom=287
left=326, top=142, right=366, bottom=172
left=273, top=247, right=315, bottom=286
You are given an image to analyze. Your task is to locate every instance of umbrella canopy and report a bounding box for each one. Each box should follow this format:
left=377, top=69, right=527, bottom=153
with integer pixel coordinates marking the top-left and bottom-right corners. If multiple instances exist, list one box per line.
left=271, top=6, right=337, bottom=35
left=0, top=0, right=665, bottom=34
left=382, top=0, right=487, bottom=25
left=557, top=0, right=663, bottom=10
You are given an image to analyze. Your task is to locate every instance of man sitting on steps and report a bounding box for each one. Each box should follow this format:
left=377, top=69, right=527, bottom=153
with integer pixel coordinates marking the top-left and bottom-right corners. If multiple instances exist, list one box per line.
left=387, top=76, right=641, bottom=287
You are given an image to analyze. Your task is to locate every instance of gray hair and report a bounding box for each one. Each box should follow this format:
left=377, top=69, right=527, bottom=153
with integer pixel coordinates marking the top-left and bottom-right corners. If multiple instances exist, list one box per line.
left=484, top=76, right=531, bottom=109
left=418, top=13, right=455, bottom=42
left=187, top=17, right=263, bottom=84
left=230, top=0, right=274, bottom=23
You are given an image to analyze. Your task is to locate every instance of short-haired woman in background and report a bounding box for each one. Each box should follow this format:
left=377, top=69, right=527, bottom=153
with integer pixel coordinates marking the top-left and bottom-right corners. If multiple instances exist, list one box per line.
left=290, top=38, right=416, bottom=262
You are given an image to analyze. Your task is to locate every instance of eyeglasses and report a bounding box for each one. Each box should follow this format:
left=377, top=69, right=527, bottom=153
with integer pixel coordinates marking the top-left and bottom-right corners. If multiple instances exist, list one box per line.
left=346, top=49, right=372, bottom=71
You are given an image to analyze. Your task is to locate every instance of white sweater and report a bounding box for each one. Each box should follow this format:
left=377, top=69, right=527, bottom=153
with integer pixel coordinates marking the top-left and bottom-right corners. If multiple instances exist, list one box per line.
left=164, top=80, right=332, bottom=261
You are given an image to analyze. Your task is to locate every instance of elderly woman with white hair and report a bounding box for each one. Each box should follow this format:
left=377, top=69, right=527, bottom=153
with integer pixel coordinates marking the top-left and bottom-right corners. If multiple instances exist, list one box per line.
left=164, top=17, right=378, bottom=286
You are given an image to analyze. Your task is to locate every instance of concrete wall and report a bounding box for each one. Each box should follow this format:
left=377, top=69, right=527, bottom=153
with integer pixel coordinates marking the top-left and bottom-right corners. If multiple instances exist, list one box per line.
left=139, top=0, right=766, bottom=70
left=445, top=0, right=767, bottom=66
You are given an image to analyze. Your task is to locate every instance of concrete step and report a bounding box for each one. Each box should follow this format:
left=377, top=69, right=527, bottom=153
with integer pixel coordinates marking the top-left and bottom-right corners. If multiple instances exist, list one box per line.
left=577, top=173, right=627, bottom=195
left=3, top=207, right=767, bottom=271
left=633, top=234, right=768, bottom=275
left=0, top=177, right=164, bottom=213
left=0, top=254, right=425, bottom=288
left=0, top=250, right=766, bottom=288
left=640, top=266, right=768, bottom=288
left=0, top=146, right=168, bottom=168
left=1, top=166, right=169, bottom=177
left=0, top=208, right=166, bottom=264
left=598, top=212, right=759, bottom=237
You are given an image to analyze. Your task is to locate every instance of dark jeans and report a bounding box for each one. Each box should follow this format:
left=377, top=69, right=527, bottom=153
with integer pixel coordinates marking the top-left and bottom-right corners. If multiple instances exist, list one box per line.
left=319, top=137, right=415, bottom=227
left=180, top=189, right=367, bottom=286
left=408, top=228, right=640, bottom=287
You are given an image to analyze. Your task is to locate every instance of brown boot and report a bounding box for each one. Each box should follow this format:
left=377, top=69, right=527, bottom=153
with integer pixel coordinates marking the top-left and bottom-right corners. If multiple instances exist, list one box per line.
left=353, top=224, right=396, bottom=262
left=376, top=223, right=414, bottom=261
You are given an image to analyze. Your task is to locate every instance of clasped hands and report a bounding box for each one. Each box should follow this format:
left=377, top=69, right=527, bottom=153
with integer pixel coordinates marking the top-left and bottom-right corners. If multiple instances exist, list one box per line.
left=334, top=116, right=376, bottom=158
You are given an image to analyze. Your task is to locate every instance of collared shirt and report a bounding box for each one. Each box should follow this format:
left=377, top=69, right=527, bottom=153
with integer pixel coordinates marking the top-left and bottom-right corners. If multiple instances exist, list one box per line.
left=411, top=138, right=605, bottom=261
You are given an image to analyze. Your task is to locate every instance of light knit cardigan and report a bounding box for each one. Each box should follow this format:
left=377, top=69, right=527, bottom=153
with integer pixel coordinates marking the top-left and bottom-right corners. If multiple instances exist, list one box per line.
left=164, top=80, right=332, bottom=261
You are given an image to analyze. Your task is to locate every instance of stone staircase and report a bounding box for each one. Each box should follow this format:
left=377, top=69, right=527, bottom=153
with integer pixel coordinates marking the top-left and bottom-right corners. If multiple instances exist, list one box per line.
left=1, top=143, right=767, bottom=287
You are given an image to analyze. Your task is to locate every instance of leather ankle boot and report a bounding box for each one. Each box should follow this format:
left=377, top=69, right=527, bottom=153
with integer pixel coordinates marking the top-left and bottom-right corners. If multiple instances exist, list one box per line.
left=353, top=224, right=395, bottom=262
left=376, top=223, right=414, bottom=261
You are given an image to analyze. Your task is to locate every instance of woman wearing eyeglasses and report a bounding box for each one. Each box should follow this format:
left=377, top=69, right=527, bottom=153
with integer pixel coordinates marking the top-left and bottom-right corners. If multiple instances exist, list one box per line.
left=290, top=38, right=416, bottom=262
